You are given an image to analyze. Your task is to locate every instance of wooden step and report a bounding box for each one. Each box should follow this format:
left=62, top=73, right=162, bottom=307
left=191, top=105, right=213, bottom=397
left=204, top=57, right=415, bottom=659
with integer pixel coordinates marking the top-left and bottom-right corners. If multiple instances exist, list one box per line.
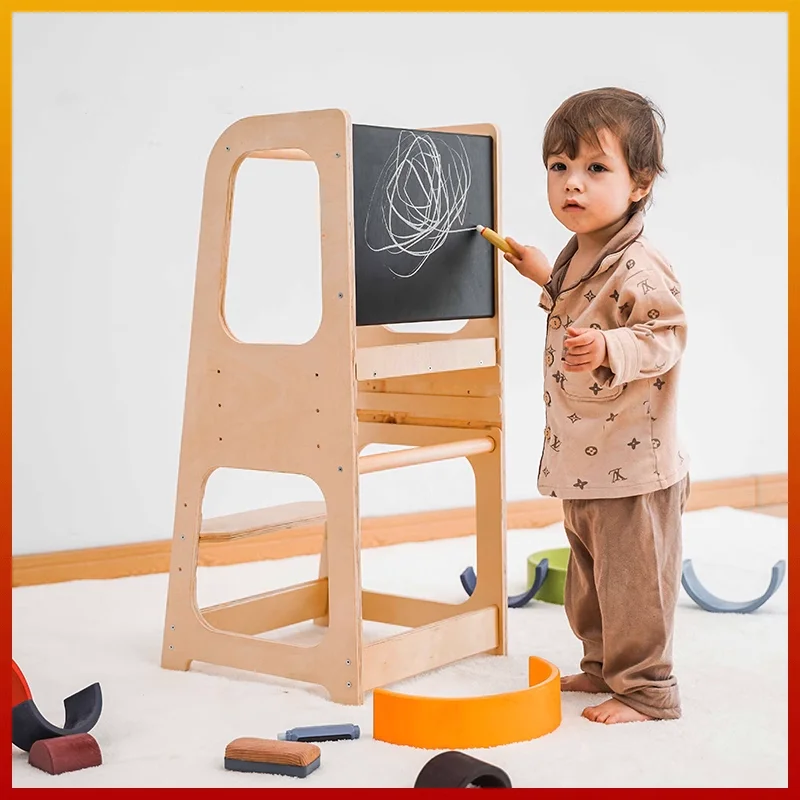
left=356, top=337, right=496, bottom=381
left=200, top=501, right=327, bottom=542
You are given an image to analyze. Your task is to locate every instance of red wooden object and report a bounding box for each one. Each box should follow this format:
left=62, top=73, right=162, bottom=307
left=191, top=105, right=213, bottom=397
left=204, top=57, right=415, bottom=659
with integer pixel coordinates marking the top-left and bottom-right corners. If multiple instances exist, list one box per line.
left=28, top=733, right=103, bottom=775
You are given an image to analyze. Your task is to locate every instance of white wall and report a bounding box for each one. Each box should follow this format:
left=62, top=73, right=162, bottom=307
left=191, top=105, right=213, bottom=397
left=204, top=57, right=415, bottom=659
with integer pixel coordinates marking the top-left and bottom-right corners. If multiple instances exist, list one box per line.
left=12, top=12, right=787, bottom=555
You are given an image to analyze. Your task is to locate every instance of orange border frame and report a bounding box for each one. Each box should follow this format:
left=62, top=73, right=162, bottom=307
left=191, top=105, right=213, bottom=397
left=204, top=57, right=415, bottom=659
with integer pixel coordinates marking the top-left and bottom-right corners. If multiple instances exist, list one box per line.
left=4, top=2, right=793, bottom=790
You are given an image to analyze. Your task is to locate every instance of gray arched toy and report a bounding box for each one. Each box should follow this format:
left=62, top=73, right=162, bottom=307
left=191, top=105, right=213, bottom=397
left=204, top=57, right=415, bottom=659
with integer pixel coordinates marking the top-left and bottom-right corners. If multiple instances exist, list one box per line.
left=459, top=559, right=550, bottom=609
left=681, top=558, right=786, bottom=614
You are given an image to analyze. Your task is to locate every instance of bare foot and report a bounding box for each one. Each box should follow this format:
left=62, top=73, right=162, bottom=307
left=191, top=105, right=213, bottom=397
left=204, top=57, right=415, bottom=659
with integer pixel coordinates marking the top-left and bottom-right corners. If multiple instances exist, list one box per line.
left=582, top=697, right=655, bottom=724
left=560, top=673, right=607, bottom=693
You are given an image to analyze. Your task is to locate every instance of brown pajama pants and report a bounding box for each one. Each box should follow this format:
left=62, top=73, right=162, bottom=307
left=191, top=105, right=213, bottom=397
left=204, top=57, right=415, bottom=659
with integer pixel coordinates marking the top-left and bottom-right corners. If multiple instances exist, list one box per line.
left=562, top=475, right=690, bottom=720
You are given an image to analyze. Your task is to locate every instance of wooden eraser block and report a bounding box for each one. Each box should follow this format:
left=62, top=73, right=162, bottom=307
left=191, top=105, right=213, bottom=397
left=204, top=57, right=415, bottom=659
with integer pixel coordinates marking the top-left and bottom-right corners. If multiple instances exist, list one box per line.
left=224, top=737, right=320, bottom=778
left=29, top=733, right=102, bottom=775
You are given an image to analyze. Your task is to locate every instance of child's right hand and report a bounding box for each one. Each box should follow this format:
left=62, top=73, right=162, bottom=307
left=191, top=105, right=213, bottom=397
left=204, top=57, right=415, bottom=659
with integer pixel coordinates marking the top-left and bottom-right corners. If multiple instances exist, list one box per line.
left=503, top=238, right=552, bottom=287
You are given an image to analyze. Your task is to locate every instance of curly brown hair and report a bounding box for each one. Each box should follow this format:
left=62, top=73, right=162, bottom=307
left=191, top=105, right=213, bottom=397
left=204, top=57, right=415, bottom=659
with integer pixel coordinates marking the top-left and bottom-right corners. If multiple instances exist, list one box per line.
left=542, top=87, right=667, bottom=215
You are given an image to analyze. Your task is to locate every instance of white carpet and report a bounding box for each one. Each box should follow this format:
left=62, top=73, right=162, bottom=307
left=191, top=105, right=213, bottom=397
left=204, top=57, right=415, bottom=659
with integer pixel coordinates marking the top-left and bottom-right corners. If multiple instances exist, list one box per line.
left=12, top=507, right=787, bottom=788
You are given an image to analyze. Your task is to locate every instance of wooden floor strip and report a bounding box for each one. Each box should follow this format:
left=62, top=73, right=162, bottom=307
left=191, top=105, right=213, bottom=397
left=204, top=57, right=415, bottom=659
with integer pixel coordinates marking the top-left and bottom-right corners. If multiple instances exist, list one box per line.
left=11, top=473, right=787, bottom=587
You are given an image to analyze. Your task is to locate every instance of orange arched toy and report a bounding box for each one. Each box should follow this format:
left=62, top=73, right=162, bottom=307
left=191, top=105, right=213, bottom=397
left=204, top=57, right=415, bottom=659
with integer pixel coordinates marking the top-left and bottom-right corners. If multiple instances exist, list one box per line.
left=373, top=656, right=562, bottom=749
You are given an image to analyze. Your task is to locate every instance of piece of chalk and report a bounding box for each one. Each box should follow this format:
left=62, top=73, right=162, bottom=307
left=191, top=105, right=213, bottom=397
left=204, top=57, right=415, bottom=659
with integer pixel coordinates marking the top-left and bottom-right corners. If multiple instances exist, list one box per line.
left=476, top=224, right=513, bottom=254
left=224, top=737, right=320, bottom=778
left=278, top=723, right=360, bottom=742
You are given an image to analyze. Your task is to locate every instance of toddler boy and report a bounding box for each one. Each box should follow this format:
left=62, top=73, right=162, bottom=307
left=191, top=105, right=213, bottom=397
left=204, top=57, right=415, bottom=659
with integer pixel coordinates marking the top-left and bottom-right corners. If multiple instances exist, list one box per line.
left=505, top=87, right=690, bottom=723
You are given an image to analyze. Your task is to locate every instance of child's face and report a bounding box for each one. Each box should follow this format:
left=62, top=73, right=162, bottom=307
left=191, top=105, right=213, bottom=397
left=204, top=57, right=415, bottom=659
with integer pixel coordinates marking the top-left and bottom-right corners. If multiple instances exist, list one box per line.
left=546, top=128, right=647, bottom=236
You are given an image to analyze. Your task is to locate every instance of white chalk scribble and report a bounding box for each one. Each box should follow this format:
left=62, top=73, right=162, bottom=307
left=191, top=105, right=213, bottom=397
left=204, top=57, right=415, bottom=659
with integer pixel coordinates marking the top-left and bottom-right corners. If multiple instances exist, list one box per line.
left=364, top=130, right=472, bottom=279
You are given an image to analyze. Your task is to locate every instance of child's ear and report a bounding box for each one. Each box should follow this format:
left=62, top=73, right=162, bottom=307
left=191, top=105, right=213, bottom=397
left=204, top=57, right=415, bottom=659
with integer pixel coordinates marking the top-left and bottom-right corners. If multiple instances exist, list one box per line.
left=630, top=178, right=653, bottom=203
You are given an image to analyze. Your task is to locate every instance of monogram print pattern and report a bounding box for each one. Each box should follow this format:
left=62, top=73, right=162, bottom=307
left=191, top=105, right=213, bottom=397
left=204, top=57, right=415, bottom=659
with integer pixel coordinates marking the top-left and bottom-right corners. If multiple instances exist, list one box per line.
left=537, top=226, right=688, bottom=499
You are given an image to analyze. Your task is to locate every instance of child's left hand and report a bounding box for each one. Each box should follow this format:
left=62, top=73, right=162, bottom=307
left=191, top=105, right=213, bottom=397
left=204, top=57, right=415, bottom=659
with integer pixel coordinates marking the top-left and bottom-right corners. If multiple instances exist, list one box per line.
left=562, top=327, right=608, bottom=372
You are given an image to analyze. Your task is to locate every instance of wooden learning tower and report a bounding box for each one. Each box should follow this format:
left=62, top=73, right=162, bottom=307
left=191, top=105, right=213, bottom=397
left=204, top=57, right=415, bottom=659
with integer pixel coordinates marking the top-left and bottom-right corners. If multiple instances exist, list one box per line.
left=161, top=108, right=507, bottom=705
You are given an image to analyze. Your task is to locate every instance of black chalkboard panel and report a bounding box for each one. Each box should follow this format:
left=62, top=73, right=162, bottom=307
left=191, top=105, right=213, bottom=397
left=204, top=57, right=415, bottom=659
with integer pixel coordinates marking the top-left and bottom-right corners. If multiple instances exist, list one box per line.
left=352, top=124, right=495, bottom=327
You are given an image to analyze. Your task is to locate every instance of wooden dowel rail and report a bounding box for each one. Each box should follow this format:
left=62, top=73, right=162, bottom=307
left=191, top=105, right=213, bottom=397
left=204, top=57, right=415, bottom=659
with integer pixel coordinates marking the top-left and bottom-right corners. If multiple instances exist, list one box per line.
left=358, top=437, right=495, bottom=475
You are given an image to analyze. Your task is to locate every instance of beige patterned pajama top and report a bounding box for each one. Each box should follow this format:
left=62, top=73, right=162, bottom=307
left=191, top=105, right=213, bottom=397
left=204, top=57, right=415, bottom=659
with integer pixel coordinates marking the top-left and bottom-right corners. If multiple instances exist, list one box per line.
left=537, top=212, right=690, bottom=499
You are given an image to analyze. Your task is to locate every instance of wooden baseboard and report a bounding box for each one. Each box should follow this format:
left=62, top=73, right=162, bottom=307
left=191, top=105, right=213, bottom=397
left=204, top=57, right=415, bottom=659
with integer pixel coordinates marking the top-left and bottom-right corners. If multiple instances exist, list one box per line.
left=755, top=472, right=789, bottom=506
left=12, top=473, right=787, bottom=588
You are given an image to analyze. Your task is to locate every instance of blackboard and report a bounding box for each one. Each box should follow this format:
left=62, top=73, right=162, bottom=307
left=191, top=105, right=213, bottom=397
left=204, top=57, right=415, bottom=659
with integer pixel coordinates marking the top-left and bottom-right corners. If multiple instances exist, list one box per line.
left=352, top=124, right=495, bottom=327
